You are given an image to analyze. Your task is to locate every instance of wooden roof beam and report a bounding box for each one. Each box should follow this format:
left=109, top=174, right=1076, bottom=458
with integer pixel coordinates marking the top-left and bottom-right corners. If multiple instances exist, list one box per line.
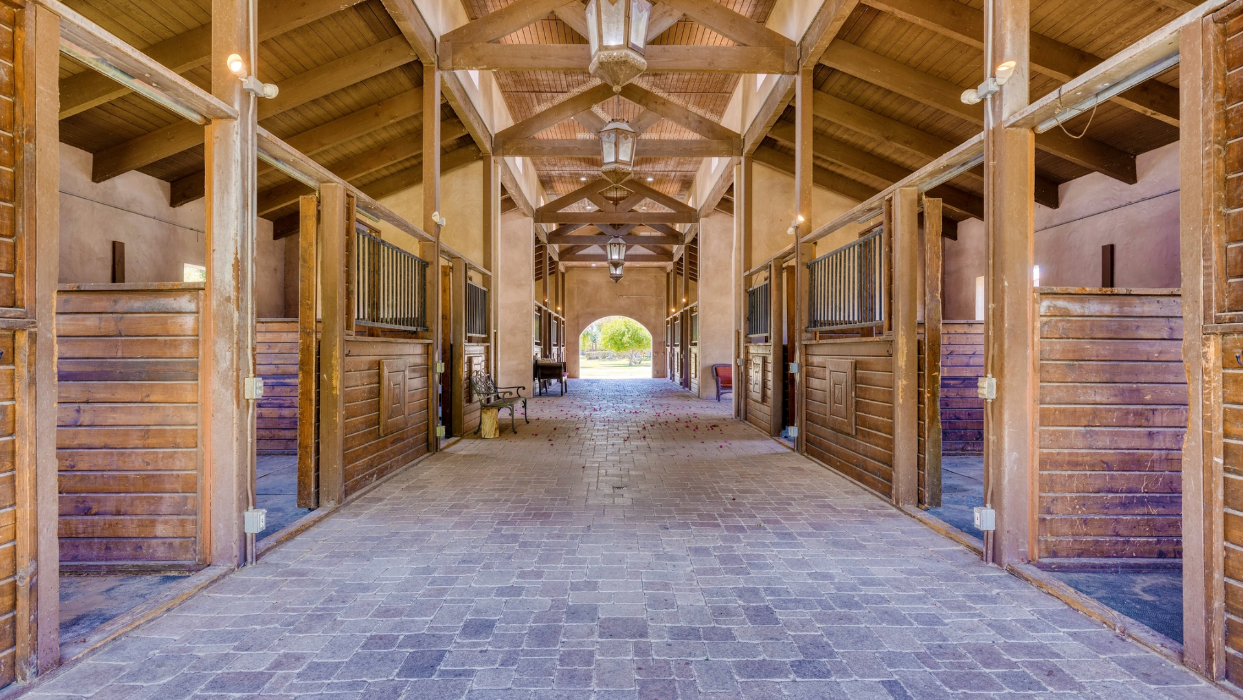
left=496, top=84, right=616, bottom=147
left=621, top=179, right=695, bottom=214
left=658, top=0, right=794, bottom=48
left=172, top=88, right=427, bottom=207
left=548, top=234, right=682, bottom=245
left=500, top=139, right=740, bottom=158
left=819, top=41, right=1137, bottom=183
left=58, top=0, right=365, bottom=119
left=561, top=252, right=674, bottom=263
left=91, top=36, right=418, bottom=182
left=769, top=120, right=982, bottom=219
left=619, top=84, right=738, bottom=142
left=863, top=0, right=1178, bottom=126
left=440, top=44, right=797, bottom=73
left=441, top=0, right=570, bottom=46
left=539, top=178, right=615, bottom=214
left=362, top=144, right=484, bottom=201
left=535, top=211, right=698, bottom=224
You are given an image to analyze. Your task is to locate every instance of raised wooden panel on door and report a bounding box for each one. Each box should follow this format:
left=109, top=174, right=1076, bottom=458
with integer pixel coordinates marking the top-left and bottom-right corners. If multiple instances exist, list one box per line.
left=462, top=343, right=488, bottom=434
left=1036, top=291, right=1185, bottom=564
left=1221, top=331, right=1243, bottom=673
left=804, top=340, right=895, bottom=498
left=56, top=287, right=202, bottom=568
left=744, top=344, right=770, bottom=434
left=917, top=336, right=927, bottom=505
left=0, top=330, right=16, bottom=683
left=1226, top=11, right=1243, bottom=313
left=257, top=320, right=298, bottom=454
left=941, top=323, right=984, bottom=454
left=0, top=4, right=16, bottom=315
left=341, top=338, right=430, bottom=498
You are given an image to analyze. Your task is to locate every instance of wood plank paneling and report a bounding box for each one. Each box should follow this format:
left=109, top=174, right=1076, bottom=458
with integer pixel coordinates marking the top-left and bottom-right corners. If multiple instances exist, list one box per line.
left=341, top=337, right=430, bottom=498
left=257, top=319, right=298, bottom=453
left=804, top=339, right=896, bottom=498
left=1035, top=289, right=1185, bottom=566
left=743, top=343, right=772, bottom=434
left=941, top=322, right=983, bottom=454
left=461, top=342, right=488, bottom=435
left=56, top=286, right=202, bottom=569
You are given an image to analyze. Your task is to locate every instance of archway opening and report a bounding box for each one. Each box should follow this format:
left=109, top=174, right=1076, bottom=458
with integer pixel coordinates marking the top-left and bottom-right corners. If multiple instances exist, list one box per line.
left=579, top=316, right=654, bottom=378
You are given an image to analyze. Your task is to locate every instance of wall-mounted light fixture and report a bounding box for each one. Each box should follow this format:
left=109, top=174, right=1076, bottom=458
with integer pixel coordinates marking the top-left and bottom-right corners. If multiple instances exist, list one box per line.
left=226, top=54, right=279, bottom=99
left=786, top=214, right=805, bottom=235
left=960, top=60, right=1016, bottom=105
left=430, top=210, right=447, bottom=227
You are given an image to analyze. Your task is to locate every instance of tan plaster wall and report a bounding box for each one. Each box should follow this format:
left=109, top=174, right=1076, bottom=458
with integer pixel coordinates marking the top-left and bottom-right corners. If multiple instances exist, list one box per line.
left=564, top=267, right=668, bottom=379
left=697, top=212, right=735, bottom=402
left=497, top=209, right=534, bottom=390
left=749, top=161, right=863, bottom=266
left=58, top=144, right=285, bottom=317
left=375, top=160, right=486, bottom=267
left=943, top=141, right=1181, bottom=320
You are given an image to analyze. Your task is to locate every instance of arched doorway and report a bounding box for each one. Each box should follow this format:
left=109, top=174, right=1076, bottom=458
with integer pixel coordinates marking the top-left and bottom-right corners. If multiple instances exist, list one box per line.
left=579, top=316, right=653, bottom=378
left=563, top=266, right=669, bottom=379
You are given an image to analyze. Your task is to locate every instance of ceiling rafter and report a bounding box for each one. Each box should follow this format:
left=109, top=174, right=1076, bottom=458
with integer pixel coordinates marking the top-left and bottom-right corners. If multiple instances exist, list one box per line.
left=500, top=139, right=739, bottom=158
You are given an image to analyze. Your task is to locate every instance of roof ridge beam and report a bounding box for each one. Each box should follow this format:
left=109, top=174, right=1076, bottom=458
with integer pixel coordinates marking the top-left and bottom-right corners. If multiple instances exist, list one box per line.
left=657, top=0, right=794, bottom=47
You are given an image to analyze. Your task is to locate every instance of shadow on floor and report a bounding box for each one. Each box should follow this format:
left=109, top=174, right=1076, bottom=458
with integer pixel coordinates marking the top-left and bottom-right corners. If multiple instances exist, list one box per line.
left=925, top=454, right=985, bottom=540
left=59, top=574, right=189, bottom=648
left=258, top=454, right=312, bottom=541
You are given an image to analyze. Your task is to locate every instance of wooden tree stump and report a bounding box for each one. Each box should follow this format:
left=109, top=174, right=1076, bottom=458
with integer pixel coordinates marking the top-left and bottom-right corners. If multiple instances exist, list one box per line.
left=480, top=407, right=500, bottom=439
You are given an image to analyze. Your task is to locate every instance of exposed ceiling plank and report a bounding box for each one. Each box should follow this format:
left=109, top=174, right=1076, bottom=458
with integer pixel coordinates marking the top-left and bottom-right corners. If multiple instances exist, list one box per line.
left=379, top=0, right=437, bottom=63
left=441, top=44, right=796, bottom=73
left=631, top=110, right=664, bottom=135
left=797, top=0, right=861, bottom=68
left=173, top=89, right=427, bottom=207
left=535, top=211, right=698, bottom=224
left=863, top=0, right=1178, bottom=125
left=658, top=0, right=794, bottom=47
left=620, top=84, right=738, bottom=141
left=811, top=90, right=1058, bottom=208
left=769, top=120, right=982, bottom=218
left=647, top=3, right=685, bottom=41
left=58, top=0, right=365, bottom=119
left=441, top=0, right=570, bottom=45
left=501, top=139, right=739, bottom=157
left=743, top=75, right=795, bottom=154
left=496, top=83, right=615, bottom=145
left=91, top=37, right=417, bottom=182
left=538, top=177, right=614, bottom=214
left=819, top=41, right=1136, bottom=183
left=553, top=1, right=588, bottom=37
left=574, top=109, right=606, bottom=134
left=258, top=120, right=467, bottom=215
left=548, top=234, right=683, bottom=245
left=561, top=252, right=674, bottom=262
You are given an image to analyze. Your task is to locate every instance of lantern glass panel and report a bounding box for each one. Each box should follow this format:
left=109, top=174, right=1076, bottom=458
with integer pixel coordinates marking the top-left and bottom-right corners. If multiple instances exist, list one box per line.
left=599, top=0, right=626, bottom=46
left=585, top=0, right=600, bottom=52
left=600, top=130, right=617, bottom=165
left=617, top=131, right=635, bottom=163
left=629, top=0, right=650, bottom=51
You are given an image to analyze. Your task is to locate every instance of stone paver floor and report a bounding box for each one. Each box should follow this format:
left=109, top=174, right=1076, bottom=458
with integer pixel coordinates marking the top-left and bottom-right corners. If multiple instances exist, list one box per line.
left=29, top=379, right=1227, bottom=699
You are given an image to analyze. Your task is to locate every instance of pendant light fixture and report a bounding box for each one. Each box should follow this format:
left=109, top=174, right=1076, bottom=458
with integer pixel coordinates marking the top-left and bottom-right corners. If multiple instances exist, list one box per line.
left=600, top=119, right=637, bottom=184
left=586, top=0, right=652, bottom=90
left=607, top=236, right=626, bottom=282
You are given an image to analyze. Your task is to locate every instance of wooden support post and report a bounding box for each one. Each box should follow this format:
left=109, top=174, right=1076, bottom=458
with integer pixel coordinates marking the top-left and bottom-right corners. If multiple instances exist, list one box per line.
left=296, top=195, right=319, bottom=509
left=451, top=257, right=466, bottom=436
left=424, top=62, right=441, bottom=451
left=1101, top=243, right=1115, bottom=287
left=1179, top=16, right=1222, bottom=679
left=737, top=157, right=753, bottom=421
left=318, top=184, right=346, bottom=506
left=31, top=3, right=61, bottom=671
left=983, top=0, right=1035, bottom=567
left=484, top=154, right=499, bottom=374
left=892, top=187, right=920, bottom=507
left=205, top=0, right=256, bottom=567
left=793, top=68, right=814, bottom=451
left=769, top=259, right=785, bottom=438
left=111, top=241, right=125, bottom=283
left=924, top=199, right=944, bottom=508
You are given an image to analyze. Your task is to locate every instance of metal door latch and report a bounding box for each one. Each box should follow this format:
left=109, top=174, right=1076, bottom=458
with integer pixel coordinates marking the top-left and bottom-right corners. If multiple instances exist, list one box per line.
left=244, top=377, right=264, bottom=400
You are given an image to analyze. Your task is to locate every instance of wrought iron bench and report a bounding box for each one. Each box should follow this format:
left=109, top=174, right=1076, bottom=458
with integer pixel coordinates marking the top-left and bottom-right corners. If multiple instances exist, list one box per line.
left=468, top=371, right=529, bottom=434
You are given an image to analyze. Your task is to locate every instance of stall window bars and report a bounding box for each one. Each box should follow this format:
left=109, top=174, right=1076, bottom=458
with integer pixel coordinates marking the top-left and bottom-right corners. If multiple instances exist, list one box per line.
left=807, top=227, right=884, bottom=331
left=746, top=281, right=770, bottom=337
left=467, top=281, right=488, bottom=337
left=354, top=230, right=429, bottom=331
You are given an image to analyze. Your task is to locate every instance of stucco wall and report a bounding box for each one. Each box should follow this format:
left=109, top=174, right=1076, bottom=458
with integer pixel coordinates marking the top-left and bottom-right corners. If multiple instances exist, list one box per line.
left=58, top=144, right=285, bottom=317
left=943, top=141, right=1181, bottom=320
left=698, top=212, right=735, bottom=402
left=376, top=160, right=486, bottom=267
left=750, top=161, right=864, bottom=266
left=497, top=209, right=534, bottom=391
left=564, top=267, right=668, bottom=379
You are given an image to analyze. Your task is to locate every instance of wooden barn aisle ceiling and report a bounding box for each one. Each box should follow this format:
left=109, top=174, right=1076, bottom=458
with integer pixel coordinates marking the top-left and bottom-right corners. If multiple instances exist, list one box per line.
left=52, top=0, right=1189, bottom=243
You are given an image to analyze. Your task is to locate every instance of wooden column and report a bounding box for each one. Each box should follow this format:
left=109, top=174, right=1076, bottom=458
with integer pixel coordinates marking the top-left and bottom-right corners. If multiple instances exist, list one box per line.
left=983, top=0, right=1035, bottom=567
left=1179, top=16, right=1223, bottom=679
left=318, top=184, right=347, bottom=506
left=423, top=63, right=441, bottom=451
left=451, top=257, right=466, bottom=437
left=483, top=155, right=499, bottom=374
left=924, top=199, right=944, bottom=508
left=296, top=195, right=319, bottom=509
left=31, top=3, right=61, bottom=671
left=793, top=68, right=814, bottom=451
left=769, top=260, right=785, bottom=437
left=892, top=188, right=920, bottom=506
left=205, top=0, right=256, bottom=567
left=737, top=156, right=753, bottom=420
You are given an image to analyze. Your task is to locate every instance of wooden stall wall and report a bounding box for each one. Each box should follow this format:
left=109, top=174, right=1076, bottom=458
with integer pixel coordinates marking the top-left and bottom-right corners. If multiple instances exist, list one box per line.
left=257, top=320, right=297, bottom=454
left=1035, top=288, right=1185, bottom=566
left=56, top=284, right=203, bottom=570
left=689, top=346, right=699, bottom=394
left=941, top=322, right=984, bottom=453
left=917, top=331, right=937, bottom=507
left=342, top=338, right=430, bottom=499
left=744, top=343, right=772, bottom=434
left=804, top=339, right=896, bottom=498
left=461, top=342, right=488, bottom=435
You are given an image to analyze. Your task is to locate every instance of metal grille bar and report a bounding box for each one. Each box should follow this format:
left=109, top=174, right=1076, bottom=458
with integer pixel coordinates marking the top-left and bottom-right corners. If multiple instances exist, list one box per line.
left=746, top=281, right=770, bottom=337
left=354, top=230, right=429, bottom=331
left=467, top=282, right=488, bottom=337
left=807, top=227, right=884, bottom=331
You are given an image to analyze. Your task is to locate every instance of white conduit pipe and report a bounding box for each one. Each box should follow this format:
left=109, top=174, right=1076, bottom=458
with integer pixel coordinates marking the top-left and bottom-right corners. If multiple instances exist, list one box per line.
left=1034, top=52, right=1180, bottom=134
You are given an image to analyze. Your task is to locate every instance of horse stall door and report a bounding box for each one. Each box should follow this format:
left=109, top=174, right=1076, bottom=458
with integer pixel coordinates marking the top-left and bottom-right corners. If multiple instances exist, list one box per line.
left=297, top=195, right=319, bottom=509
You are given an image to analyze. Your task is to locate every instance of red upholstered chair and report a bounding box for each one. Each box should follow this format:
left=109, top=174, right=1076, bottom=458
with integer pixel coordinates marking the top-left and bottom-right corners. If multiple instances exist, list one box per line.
left=712, top=364, right=733, bottom=402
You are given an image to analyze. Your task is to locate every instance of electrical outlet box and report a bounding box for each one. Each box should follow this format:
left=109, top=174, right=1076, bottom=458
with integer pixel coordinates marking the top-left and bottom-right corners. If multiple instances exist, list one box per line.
left=435, top=361, right=445, bottom=374
left=244, top=508, right=267, bottom=534
left=788, top=362, right=799, bottom=374
left=436, top=426, right=446, bottom=437
left=785, top=426, right=799, bottom=438
left=244, top=376, right=264, bottom=400
left=977, top=376, right=997, bottom=401
left=973, top=506, right=996, bottom=531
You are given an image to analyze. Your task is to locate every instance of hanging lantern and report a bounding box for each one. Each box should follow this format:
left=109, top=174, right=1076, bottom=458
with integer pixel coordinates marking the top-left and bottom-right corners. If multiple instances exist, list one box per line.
left=586, top=0, right=652, bottom=89
left=609, top=262, right=624, bottom=282
left=600, top=119, right=637, bottom=184
left=606, top=236, right=627, bottom=264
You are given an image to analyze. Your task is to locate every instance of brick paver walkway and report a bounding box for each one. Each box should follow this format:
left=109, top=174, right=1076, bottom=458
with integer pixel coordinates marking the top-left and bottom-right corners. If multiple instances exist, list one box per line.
left=32, top=379, right=1226, bottom=699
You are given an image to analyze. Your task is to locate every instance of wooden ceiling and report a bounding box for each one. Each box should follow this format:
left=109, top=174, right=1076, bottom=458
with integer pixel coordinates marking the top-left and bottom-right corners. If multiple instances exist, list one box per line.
left=55, top=0, right=1188, bottom=245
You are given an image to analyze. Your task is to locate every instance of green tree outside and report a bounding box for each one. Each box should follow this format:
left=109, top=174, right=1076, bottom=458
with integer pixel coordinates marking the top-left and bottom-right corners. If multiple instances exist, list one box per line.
left=599, top=317, right=652, bottom=366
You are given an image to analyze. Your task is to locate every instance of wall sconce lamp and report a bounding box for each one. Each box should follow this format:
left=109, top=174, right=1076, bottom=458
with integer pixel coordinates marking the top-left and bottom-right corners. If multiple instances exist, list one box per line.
left=961, top=60, right=1016, bottom=105
left=786, top=214, right=805, bottom=235
left=226, top=54, right=279, bottom=99
left=431, top=211, right=447, bottom=227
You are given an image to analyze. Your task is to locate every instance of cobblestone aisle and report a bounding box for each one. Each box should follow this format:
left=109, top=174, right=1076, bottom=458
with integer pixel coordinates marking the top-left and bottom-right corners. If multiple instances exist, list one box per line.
left=31, top=380, right=1225, bottom=699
